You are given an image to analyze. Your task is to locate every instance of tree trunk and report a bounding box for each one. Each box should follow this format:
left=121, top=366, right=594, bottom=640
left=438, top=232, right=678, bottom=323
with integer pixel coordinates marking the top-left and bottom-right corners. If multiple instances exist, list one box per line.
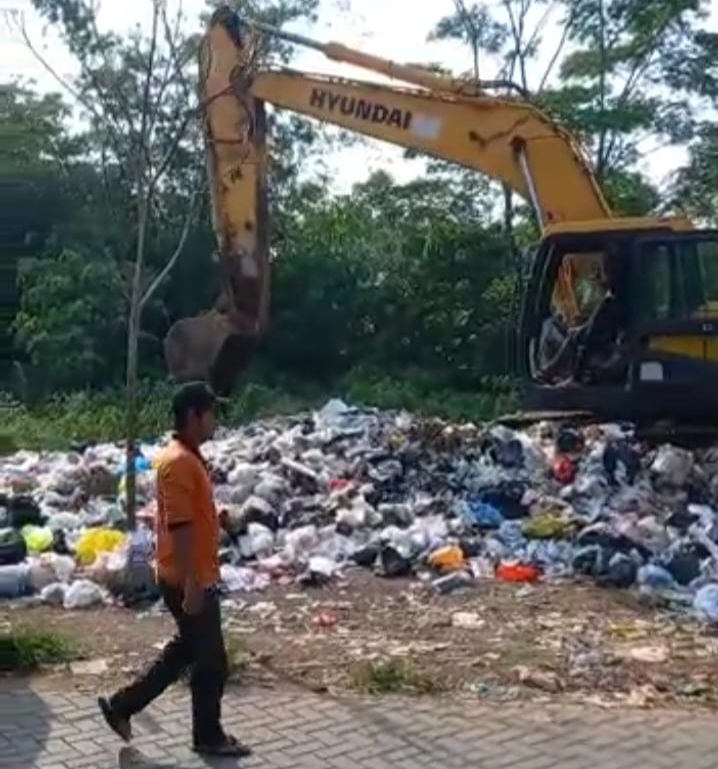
left=124, top=192, right=149, bottom=530
left=124, top=301, right=140, bottom=530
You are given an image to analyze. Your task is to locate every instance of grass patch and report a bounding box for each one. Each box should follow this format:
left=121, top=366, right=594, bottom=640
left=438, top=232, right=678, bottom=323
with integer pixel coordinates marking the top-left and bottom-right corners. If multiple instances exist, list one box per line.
left=349, top=659, right=445, bottom=695
left=1, top=368, right=519, bottom=451
left=224, top=633, right=252, bottom=679
left=0, top=628, right=81, bottom=672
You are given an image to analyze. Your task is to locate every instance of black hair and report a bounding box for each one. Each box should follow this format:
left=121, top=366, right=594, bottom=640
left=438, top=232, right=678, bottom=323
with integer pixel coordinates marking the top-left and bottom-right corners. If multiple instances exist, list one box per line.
left=171, top=382, right=217, bottom=432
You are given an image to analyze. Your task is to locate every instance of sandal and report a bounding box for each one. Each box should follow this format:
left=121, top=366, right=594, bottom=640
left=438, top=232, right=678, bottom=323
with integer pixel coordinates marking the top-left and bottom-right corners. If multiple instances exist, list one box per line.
left=192, top=734, right=252, bottom=758
left=97, top=697, right=132, bottom=742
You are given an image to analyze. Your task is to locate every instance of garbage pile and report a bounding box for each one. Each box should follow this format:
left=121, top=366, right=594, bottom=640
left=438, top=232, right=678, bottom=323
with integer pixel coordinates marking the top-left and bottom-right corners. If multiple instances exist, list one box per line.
left=4, top=398, right=718, bottom=620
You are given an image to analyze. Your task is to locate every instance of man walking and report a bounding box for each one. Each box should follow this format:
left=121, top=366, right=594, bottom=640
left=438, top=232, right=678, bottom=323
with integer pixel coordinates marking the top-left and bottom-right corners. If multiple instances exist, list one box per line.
left=98, top=382, right=251, bottom=758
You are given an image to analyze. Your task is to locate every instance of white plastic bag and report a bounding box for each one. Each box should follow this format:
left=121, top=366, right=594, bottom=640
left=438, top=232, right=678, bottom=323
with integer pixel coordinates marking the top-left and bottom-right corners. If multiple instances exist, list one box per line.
left=63, top=579, right=106, bottom=609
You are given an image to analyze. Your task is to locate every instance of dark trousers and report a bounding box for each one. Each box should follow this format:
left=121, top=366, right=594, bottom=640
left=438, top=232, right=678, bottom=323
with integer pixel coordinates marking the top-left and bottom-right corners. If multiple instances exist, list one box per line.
left=110, top=581, right=228, bottom=745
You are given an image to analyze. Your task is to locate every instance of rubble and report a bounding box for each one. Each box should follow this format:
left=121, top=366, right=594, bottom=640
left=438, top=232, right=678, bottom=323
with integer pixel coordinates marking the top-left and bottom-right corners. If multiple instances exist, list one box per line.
left=3, top=398, right=718, bottom=625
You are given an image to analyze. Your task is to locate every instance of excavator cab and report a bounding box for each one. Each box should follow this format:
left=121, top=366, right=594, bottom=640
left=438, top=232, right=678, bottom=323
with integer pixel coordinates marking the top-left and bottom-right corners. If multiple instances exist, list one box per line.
left=519, top=227, right=718, bottom=424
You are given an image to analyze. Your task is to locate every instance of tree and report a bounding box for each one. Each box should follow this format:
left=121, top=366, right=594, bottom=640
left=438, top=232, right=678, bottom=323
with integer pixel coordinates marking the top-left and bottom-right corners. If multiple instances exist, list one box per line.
left=14, top=248, right=126, bottom=391
left=543, top=0, right=712, bottom=183
left=673, top=122, right=718, bottom=223
left=0, top=83, right=81, bottom=385
left=428, top=1, right=572, bottom=245
left=17, top=0, right=202, bottom=523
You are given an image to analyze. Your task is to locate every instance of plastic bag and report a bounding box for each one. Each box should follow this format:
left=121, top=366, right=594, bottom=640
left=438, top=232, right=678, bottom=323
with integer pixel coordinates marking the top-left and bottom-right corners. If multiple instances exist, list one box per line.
left=651, top=445, right=693, bottom=487
left=238, top=523, right=274, bottom=559
left=459, top=500, right=504, bottom=529
left=63, top=578, right=105, bottom=609
left=74, top=527, right=126, bottom=565
left=220, top=564, right=257, bottom=592
left=27, top=552, right=77, bottom=592
left=39, top=582, right=66, bottom=606
left=0, top=563, right=30, bottom=599
left=0, top=528, right=27, bottom=566
left=21, top=524, right=54, bottom=553
left=694, top=583, right=718, bottom=623
left=428, top=545, right=465, bottom=572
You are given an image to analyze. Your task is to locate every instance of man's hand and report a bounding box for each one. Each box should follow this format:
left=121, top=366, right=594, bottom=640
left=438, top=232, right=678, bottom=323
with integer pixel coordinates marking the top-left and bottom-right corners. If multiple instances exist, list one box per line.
left=182, top=580, right=205, bottom=616
left=219, top=508, right=231, bottom=532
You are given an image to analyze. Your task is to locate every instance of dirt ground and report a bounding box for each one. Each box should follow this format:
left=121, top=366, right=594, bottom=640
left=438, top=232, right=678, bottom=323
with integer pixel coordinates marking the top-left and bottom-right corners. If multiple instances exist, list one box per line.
left=5, top=571, right=718, bottom=708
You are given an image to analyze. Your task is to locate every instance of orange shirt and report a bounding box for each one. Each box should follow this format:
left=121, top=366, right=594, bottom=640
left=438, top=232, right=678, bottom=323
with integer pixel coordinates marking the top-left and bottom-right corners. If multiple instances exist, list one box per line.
left=154, top=438, right=220, bottom=589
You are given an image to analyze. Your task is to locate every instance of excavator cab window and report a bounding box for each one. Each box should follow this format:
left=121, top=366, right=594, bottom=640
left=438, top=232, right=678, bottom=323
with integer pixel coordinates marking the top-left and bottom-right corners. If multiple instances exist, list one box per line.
left=636, top=233, right=718, bottom=320
left=525, top=233, right=628, bottom=387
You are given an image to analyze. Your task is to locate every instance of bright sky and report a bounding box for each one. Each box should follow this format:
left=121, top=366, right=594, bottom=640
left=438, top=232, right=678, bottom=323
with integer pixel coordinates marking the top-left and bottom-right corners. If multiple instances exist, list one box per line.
left=2, top=0, right=718, bottom=193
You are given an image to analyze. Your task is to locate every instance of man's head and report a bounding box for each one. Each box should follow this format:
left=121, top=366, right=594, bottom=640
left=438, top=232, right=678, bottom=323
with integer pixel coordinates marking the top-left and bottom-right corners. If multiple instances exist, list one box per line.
left=171, top=381, right=220, bottom=444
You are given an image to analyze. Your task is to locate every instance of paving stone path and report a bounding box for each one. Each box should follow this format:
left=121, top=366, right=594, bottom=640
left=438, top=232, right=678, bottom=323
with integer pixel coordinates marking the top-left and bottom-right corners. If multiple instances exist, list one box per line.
left=2, top=680, right=717, bottom=768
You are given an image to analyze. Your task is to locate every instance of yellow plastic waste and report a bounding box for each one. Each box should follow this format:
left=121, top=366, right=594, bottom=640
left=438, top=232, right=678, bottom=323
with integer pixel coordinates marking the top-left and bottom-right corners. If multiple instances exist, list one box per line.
left=21, top=525, right=54, bottom=553
left=428, top=545, right=466, bottom=572
left=75, top=528, right=126, bottom=565
left=522, top=512, right=574, bottom=540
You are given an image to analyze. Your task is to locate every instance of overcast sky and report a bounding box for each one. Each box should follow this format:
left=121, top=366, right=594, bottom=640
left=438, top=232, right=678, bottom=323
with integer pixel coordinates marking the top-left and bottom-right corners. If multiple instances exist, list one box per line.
left=2, top=0, right=718, bottom=192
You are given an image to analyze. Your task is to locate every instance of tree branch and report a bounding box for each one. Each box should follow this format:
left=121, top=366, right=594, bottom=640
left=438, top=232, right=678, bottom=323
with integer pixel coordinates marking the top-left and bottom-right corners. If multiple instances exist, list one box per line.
left=137, top=0, right=161, bottom=185
left=139, top=187, right=200, bottom=309
left=538, top=6, right=575, bottom=92
left=452, top=0, right=480, bottom=80
left=147, top=106, right=195, bottom=193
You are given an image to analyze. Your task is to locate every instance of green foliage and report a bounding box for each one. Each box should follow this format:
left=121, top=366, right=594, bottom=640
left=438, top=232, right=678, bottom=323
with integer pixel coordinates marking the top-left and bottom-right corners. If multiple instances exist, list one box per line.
left=3, top=0, right=718, bottom=435
left=14, top=248, right=126, bottom=390
left=0, top=629, right=80, bottom=672
left=674, top=122, right=718, bottom=223
left=550, top=0, right=711, bottom=178
left=349, top=659, right=446, bottom=695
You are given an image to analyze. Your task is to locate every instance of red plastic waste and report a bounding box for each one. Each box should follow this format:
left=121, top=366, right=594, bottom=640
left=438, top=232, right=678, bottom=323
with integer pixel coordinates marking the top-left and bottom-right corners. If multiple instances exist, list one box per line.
left=496, top=563, right=541, bottom=582
left=552, top=454, right=576, bottom=484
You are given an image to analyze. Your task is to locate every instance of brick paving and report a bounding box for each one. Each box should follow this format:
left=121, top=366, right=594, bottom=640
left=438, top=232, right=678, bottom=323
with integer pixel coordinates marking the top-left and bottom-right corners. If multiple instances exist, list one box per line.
left=1, top=681, right=717, bottom=769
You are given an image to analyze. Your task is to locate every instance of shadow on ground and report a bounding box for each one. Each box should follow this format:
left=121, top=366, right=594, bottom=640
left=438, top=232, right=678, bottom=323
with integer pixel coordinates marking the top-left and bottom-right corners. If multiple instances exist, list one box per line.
left=1, top=679, right=52, bottom=767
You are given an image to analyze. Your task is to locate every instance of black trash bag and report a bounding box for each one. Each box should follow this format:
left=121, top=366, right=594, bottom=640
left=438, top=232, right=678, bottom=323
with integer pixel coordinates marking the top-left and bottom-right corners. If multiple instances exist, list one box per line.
left=666, top=509, right=700, bottom=533
left=479, top=482, right=529, bottom=520
left=52, top=529, right=71, bottom=556
left=556, top=426, right=584, bottom=455
left=375, top=544, right=412, bottom=578
left=7, top=495, right=43, bottom=529
left=0, top=528, right=27, bottom=566
left=335, top=520, right=355, bottom=537
left=602, top=441, right=641, bottom=484
left=483, top=436, right=524, bottom=468
left=664, top=545, right=702, bottom=586
left=596, top=552, right=637, bottom=589
left=572, top=544, right=610, bottom=577
left=352, top=542, right=380, bottom=568
left=459, top=537, right=483, bottom=558
left=576, top=522, right=651, bottom=560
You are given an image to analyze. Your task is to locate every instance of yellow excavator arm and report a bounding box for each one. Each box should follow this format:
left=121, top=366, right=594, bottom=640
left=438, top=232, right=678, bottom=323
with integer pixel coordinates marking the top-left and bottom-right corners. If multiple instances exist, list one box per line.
left=163, top=5, right=678, bottom=394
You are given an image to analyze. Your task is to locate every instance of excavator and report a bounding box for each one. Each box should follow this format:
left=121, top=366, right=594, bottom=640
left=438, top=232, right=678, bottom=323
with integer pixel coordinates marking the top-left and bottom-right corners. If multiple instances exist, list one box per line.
left=164, top=4, right=718, bottom=431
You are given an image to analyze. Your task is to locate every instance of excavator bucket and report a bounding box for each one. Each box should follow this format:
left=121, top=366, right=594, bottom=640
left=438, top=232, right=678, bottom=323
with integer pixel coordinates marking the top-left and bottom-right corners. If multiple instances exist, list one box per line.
left=164, top=7, right=269, bottom=396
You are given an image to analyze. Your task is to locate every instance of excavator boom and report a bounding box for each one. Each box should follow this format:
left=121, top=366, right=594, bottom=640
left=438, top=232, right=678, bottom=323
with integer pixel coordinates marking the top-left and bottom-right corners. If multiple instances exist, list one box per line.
left=164, top=6, right=617, bottom=393
left=165, top=6, right=699, bottom=410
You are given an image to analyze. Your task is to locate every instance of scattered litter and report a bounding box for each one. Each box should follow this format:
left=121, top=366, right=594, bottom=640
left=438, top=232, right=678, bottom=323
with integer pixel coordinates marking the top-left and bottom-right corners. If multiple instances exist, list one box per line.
left=70, top=658, right=109, bottom=676
left=3, top=400, right=718, bottom=624
left=451, top=611, right=484, bottom=629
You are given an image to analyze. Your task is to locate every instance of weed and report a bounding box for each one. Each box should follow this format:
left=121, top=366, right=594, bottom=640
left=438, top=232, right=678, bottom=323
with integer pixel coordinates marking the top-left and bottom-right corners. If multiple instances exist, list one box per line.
left=2, top=369, right=519, bottom=451
left=349, top=659, right=445, bottom=695
left=0, top=628, right=80, bottom=672
left=224, top=633, right=252, bottom=679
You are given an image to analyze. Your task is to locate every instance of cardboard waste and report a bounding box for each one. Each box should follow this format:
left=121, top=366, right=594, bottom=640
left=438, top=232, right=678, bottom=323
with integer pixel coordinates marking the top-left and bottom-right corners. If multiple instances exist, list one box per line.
left=3, top=398, right=718, bottom=621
